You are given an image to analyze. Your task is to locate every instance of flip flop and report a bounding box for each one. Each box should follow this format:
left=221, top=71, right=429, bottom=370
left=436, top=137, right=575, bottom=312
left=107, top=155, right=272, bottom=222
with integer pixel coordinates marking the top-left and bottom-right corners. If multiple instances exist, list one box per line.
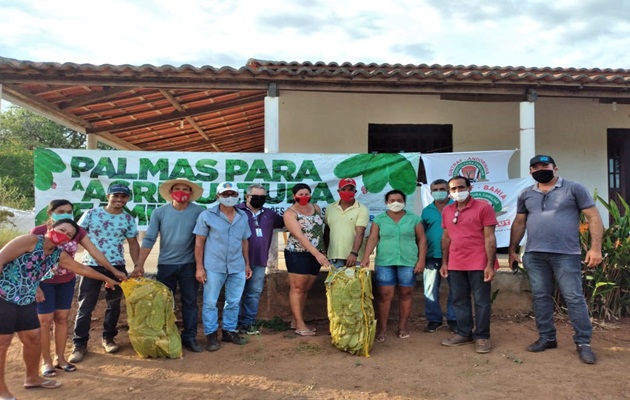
left=294, top=329, right=316, bottom=336
left=24, top=379, right=61, bottom=389
left=42, top=368, right=57, bottom=377
left=290, top=325, right=316, bottom=332
left=54, top=363, right=77, bottom=372
left=375, top=334, right=386, bottom=343
left=398, top=330, right=410, bottom=339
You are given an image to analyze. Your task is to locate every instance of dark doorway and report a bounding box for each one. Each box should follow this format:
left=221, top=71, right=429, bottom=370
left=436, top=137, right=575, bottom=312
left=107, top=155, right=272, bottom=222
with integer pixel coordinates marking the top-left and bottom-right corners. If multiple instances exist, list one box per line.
left=368, top=124, right=453, bottom=184
left=607, top=129, right=630, bottom=218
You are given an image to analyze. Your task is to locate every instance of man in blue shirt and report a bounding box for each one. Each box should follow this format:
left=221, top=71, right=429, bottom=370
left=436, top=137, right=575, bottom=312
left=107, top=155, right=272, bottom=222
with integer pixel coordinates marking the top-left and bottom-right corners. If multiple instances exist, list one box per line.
left=421, top=179, right=457, bottom=333
left=194, top=182, right=252, bottom=351
left=236, top=184, right=284, bottom=335
left=134, top=178, right=205, bottom=352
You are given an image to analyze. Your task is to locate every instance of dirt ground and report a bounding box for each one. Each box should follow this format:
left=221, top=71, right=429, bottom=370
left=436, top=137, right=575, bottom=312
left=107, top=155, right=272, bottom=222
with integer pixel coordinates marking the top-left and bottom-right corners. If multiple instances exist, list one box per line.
left=5, top=303, right=630, bottom=400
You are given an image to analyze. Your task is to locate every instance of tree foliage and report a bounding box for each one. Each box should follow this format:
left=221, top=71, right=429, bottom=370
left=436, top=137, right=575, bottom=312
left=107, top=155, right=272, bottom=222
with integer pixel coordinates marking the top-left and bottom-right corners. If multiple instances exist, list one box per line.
left=0, top=105, right=87, bottom=209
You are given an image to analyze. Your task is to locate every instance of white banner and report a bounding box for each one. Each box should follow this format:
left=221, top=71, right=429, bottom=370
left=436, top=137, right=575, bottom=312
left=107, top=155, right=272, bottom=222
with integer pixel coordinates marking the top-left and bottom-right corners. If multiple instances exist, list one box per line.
left=420, top=177, right=533, bottom=248
left=34, top=150, right=421, bottom=230
left=422, top=149, right=516, bottom=184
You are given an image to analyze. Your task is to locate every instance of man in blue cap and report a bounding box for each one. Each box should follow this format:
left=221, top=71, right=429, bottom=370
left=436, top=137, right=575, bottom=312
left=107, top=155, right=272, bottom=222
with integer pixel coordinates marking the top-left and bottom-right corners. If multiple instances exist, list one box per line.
left=509, top=155, right=603, bottom=364
left=69, top=183, right=139, bottom=363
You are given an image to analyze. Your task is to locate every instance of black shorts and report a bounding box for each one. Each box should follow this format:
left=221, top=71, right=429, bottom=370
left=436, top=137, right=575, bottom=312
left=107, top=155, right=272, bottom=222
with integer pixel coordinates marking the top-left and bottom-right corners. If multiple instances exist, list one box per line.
left=284, top=250, right=322, bottom=276
left=0, top=298, right=40, bottom=334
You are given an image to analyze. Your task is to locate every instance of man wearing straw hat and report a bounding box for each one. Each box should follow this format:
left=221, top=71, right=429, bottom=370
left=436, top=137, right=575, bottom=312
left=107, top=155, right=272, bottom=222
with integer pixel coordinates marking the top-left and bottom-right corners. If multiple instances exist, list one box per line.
left=133, top=178, right=205, bottom=353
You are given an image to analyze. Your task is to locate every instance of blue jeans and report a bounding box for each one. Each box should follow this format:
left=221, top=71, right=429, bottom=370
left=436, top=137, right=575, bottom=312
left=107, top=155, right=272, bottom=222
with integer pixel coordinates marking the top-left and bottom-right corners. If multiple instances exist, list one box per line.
left=157, top=262, right=199, bottom=343
left=73, top=265, right=126, bottom=346
left=202, top=270, right=246, bottom=335
left=238, top=265, right=266, bottom=327
left=523, top=252, right=592, bottom=345
left=449, top=270, right=492, bottom=340
left=423, top=258, right=456, bottom=323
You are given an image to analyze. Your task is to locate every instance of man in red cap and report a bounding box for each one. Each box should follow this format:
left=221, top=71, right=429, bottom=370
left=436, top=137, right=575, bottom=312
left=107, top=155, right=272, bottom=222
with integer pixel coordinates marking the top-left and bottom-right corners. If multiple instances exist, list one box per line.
left=324, top=178, right=369, bottom=268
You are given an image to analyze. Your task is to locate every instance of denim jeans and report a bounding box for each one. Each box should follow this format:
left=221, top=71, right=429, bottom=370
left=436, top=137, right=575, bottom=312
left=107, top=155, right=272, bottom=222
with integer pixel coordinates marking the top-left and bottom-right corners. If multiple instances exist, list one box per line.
left=523, top=252, right=592, bottom=345
left=449, top=270, right=491, bottom=340
left=423, top=258, right=456, bottom=323
left=157, top=262, right=199, bottom=343
left=202, top=270, right=246, bottom=335
left=238, top=265, right=266, bottom=327
left=73, top=265, right=126, bottom=346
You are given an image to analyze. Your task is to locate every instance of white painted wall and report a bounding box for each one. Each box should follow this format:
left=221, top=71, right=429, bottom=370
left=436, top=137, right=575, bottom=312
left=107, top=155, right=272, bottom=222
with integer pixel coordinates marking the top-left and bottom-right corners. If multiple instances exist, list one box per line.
left=277, top=90, right=630, bottom=220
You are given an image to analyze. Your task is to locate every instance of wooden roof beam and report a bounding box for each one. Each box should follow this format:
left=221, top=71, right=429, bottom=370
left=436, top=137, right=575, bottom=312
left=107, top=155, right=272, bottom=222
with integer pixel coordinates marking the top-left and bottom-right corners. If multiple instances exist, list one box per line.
left=86, top=92, right=266, bottom=134
left=59, top=87, right=132, bottom=110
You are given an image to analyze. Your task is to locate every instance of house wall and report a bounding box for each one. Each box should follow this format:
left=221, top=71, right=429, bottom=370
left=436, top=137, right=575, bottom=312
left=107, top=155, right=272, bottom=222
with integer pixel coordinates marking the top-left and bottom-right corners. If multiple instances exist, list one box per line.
left=278, top=91, right=630, bottom=210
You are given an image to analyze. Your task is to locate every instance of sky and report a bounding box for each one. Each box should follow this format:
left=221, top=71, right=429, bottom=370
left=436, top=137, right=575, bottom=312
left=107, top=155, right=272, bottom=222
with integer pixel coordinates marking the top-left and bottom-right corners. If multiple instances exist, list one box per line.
left=0, top=0, right=629, bottom=70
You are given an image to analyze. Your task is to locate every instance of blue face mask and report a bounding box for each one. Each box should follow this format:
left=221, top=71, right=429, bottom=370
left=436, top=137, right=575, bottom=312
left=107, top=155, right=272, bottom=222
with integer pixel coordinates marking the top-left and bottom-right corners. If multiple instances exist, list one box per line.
left=431, top=191, right=448, bottom=201
left=51, top=213, right=74, bottom=222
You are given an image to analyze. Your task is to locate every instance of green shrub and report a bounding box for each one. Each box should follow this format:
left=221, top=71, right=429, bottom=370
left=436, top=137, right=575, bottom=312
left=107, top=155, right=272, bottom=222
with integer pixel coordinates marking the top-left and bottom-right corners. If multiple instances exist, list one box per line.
left=0, top=228, right=22, bottom=248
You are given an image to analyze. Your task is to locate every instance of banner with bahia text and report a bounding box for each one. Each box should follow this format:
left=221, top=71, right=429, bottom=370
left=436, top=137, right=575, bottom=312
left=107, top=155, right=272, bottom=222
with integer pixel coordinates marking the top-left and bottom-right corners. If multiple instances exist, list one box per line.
left=34, top=149, right=421, bottom=230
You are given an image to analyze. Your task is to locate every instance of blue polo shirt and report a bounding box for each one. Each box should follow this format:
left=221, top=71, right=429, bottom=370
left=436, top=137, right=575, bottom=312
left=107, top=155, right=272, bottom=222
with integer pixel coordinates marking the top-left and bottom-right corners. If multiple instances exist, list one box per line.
left=236, top=202, right=284, bottom=267
left=193, top=205, right=252, bottom=273
left=421, top=200, right=453, bottom=259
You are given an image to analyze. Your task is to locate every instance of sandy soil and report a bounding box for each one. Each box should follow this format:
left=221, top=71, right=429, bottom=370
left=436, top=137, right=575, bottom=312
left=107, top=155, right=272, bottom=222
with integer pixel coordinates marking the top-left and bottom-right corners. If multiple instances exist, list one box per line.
left=4, top=306, right=630, bottom=400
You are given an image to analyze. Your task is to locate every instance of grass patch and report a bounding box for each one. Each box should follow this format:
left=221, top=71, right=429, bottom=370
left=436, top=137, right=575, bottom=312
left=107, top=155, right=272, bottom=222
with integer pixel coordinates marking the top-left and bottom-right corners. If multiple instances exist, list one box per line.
left=255, top=317, right=290, bottom=332
left=293, top=342, right=327, bottom=355
left=0, top=228, right=21, bottom=248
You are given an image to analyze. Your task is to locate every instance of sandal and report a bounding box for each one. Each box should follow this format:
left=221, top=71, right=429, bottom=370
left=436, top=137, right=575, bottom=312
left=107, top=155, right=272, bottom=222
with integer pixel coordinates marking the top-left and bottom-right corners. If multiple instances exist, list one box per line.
left=24, top=379, right=61, bottom=389
left=294, top=329, right=316, bottom=336
left=54, top=363, right=77, bottom=372
left=375, top=334, right=387, bottom=343
left=290, top=324, right=316, bottom=332
left=41, top=368, right=57, bottom=378
left=398, top=330, right=410, bottom=339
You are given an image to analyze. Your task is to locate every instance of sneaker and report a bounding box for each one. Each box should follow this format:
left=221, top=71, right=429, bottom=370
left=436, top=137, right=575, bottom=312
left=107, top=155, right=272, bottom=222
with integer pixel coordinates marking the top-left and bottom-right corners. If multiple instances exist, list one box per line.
left=447, top=320, right=458, bottom=334
left=68, top=346, right=88, bottom=363
left=239, top=324, right=260, bottom=335
left=424, top=321, right=443, bottom=333
left=102, top=338, right=120, bottom=353
left=526, top=337, right=558, bottom=352
left=441, top=334, right=474, bottom=347
left=182, top=339, right=203, bottom=353
left=222, top=330, right=248, bottom=345
left=475, top=339, right=492, bottom=353
left=576, top=344, right=596, bottom=364
left=205, top=332, right=220, bottom=352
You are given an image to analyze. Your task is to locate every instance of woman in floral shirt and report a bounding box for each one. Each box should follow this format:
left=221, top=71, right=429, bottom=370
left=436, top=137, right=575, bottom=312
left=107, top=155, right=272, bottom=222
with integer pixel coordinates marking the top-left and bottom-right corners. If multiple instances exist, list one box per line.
left=283, top=183, right=328, bottom=336
left=0, top=219, right=118, bottom=397
left=31, top=199, right=126, bottom=377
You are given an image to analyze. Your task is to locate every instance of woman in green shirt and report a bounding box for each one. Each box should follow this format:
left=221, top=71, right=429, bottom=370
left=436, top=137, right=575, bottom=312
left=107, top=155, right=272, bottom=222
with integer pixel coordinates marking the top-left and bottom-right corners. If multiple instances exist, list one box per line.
left=361, top=190, right=427, bottom=342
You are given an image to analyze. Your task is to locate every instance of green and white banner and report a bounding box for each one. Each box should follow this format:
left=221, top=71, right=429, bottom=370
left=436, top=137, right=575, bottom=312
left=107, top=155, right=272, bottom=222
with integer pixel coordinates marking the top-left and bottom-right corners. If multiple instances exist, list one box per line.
left=34, top=149, right=421, bottom=230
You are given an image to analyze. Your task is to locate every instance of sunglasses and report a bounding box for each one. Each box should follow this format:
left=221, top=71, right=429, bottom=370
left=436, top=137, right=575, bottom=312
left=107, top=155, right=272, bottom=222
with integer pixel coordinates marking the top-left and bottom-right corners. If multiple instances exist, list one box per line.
left=219, top=192, right=238, bottom=198
left=452, top=210, right=459, bottom=224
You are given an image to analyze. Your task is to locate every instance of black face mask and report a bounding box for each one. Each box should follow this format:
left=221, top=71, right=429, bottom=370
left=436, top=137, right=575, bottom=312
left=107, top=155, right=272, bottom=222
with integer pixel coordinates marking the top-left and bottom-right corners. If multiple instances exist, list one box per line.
left=249, top=195, right=266, bottom=209
left=532, top=169, right=554, bottom=183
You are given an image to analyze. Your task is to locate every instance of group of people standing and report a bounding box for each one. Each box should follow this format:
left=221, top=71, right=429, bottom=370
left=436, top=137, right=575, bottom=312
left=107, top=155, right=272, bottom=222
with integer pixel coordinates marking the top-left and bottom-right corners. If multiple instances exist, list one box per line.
left=0, top=153, right=605, bottom=399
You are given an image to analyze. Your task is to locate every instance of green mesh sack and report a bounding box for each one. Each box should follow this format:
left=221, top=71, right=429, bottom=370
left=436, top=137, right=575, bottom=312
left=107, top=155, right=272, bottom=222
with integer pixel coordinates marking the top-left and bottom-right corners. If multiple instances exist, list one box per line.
left=325, top=266, right=376, bottom=357
left=121, top=278, right=182, bottom=358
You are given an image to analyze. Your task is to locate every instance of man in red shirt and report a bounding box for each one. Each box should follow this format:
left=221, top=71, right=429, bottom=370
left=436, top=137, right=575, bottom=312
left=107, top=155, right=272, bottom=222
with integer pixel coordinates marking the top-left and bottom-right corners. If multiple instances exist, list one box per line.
left=439, top=176, right=498, bottom=354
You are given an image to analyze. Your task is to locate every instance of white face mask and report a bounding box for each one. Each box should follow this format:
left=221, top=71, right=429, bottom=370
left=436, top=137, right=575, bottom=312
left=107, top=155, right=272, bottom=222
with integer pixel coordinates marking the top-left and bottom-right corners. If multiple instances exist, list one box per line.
left=219, top=197, right=239, bottom=207
left=450, top=191, right=470, bottom=202
left=387, top=201, right=405, bottom=212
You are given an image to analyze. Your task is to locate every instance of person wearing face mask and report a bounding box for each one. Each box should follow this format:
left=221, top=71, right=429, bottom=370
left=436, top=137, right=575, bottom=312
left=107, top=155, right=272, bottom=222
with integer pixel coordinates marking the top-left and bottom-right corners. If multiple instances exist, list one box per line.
left=361, top=190, right=427, bottom=342
left=440, top=176, right=498, bottom=354
left=324, top=178, right=369, bottom=269
left=420, top=179, right=457, bottom=334
left=509, top=155, right=603, bottom=365
left=0, top=219, right=119, bottom=398
left=133, top=178, right=205, bottom=352
left=236, top=184, right=284, bottom=335
left=30, top=200, right=126, bottom=377
left=194, top=182, right=252, bottom=351
left=283, top=183, right=328, bottom=336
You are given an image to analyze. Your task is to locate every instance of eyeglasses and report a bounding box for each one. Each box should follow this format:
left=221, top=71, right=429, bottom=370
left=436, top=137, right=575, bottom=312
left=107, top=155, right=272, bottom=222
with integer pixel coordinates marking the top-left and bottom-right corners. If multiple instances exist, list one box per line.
left=219, top=192, right=238, bottom=198
left=452, top=210, right=460, bottom=224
